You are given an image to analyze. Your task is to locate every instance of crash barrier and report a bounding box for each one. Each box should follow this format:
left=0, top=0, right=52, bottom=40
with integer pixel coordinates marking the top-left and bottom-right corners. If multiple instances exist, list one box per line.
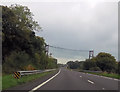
left=14, top=72, right=21, bottom=79
left=13, top=69, right=56, bottom=79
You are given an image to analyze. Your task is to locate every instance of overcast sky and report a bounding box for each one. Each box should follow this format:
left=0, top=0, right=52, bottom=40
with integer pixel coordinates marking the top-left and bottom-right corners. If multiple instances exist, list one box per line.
left=1, top=0, right=118, bottom=64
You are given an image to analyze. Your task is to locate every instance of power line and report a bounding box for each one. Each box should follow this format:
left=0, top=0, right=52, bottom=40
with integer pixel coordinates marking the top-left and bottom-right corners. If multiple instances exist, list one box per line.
left=49, top=45, right=90, bottom=52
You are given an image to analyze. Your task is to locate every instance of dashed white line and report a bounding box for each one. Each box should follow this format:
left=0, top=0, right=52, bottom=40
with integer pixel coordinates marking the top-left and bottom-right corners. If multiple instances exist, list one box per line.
left=29, top=69, right=61, bottom=92
left=88, top=80, right=94, bottom=84
left=80, top=76, right=82, bottom=78
left=102, top=88, right=105, bottom=90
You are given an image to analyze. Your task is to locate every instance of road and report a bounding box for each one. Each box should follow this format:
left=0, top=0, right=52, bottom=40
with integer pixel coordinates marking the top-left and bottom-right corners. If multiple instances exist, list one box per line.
left=31, top=67, right=119, bottom=91
left=6, top=67, right=119, bottom=91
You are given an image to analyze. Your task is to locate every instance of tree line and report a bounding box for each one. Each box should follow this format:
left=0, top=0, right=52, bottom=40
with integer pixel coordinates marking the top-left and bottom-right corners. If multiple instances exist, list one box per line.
left=67, top=52, right=120, bottom=74
left=2, top=4, right=58, bottom=74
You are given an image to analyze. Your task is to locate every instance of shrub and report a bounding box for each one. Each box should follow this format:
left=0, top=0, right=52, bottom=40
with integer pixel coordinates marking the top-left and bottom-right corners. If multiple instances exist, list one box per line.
left=3, top=51, right=30, bottom=73
left=96, top=52, right=117, bottom=73
left=83, top=59, right=97, bottom=70
left=24, top=64, right=35, bottom=70
left=89, top=67, right=101, bottom=71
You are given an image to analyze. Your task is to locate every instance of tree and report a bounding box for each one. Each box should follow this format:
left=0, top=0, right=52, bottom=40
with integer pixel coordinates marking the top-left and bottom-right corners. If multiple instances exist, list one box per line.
left=83, top=59, right=97, bottom=70
left=116, top=61, right=120, bottom=74
left=2, top=5, right=57, bottom=73
left=96, top=52, right=117, bottom=73
left=10, top=4, right=41, bottom=31
left=2, top=6, right=19, bottom=63
left=67, top=61, right=80, bottom=69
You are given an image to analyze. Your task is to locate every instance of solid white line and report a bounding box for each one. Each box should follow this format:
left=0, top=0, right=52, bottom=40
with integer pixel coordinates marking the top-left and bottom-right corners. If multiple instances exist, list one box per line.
left=114, top=79, right=118, bottom=81
left=88, top=80, right=94, bottom=84
left=85, top=73, right=120, bottom=81
left=29, top=69, right=61, bottom=92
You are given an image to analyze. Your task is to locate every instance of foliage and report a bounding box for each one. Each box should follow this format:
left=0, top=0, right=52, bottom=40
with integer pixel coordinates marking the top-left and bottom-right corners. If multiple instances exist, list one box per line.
left=96, top=52, right=117, bottom=73
left=83, top=59, right=97, bottom=70
left=66, top=52, right=118, bottom=73
left=3, top=51, right=30, bottom=73
left=47, top=58, right=57, bottom=69
left=10, top=4, right=41, bottom=31
left=2, top=71, right=56, bottom=90
left=79, top=61, right=84, bottom=69
left=89, top=67, right=101, bottom=71
left=67, top=61, right=80, bottom=69
left=2, top=5, right=57, bottom=74
left=116, top=61, right=120, bottom=74
left=86, top=72, right=120, bottom=79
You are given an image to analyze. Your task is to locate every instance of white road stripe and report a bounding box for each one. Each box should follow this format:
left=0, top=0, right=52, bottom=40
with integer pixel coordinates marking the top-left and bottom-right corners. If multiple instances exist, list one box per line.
left=80, top=76, right=82, bottom=78
left=114, top=79, right=118, bottom=81
left=88, top=80, right=94, bottom=84
left=102, top=88, right=105, bottom=90
left=29, top=69, right=61, bottom=92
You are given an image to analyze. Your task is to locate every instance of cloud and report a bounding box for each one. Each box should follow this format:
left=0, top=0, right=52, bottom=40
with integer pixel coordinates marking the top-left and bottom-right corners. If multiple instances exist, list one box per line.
left=1, top=1, right=118, bottom=63
left=35, top=2, right=118, bottom=63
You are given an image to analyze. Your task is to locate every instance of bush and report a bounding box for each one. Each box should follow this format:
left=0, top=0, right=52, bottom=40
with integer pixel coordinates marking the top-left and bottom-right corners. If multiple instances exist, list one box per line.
left=24, top=64, right=35, bottom=70
left=83, top=59, right=97, bottom=70
left=89, top=67, right=101, bottom=71
left=96, top=52, right=117, bottom=73
left=3, top=51, right=30, bottom=73
left=47, top=58, right=57, bottom=69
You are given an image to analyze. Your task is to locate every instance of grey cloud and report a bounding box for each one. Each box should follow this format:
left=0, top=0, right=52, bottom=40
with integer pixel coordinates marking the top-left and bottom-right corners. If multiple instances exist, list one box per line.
left=2, top=2, right=118, bottom=63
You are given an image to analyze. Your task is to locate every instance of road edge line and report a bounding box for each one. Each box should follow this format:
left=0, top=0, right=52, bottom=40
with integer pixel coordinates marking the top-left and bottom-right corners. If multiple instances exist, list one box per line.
left=29, top=69, right=61, bottom=92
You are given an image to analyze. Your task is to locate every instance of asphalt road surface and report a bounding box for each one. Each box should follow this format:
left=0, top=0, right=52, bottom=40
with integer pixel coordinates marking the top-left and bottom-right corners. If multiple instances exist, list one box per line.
left=34, top=67, right=119, bottom=91
left=6, top=67, right=119, bottom=91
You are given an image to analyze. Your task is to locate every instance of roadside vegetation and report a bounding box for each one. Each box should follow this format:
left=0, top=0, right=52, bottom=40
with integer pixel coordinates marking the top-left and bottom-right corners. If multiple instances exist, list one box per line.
left=85, top=72, right=120, bottom=79
left=67, top=52, right=120, bottom=79
left=2, top=4, right=58, bottom=74
left=2, top=70, right=56, bottom=90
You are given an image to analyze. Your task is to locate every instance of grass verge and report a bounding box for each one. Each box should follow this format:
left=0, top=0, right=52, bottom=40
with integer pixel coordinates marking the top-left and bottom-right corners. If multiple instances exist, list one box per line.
left=2, top=70, right=56, bottom=90
left=68, top=68, right=120, bottom=79
left=82, top=71, right=120, bottom=79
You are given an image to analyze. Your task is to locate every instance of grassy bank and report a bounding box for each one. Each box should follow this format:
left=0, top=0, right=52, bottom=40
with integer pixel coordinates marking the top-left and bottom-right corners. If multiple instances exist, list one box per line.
left=82, top=71, right=120, bottom=79
left=68, top=68, right=120, bottom=79
left=2, top=70, right=56, bottom=90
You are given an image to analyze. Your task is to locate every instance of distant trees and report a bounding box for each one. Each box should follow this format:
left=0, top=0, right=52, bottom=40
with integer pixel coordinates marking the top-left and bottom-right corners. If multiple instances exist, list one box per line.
left=67, top=61, right=80, bottom=69
left=83, top=59, right=97, bottom=70
left=2, top=5, right=57, bottom=73
left=67, top=52, right=119, bottom=73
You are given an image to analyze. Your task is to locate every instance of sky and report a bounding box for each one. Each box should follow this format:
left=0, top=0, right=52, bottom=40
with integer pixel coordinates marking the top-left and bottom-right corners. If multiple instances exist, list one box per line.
left=1, top=0, right=118, bottom=64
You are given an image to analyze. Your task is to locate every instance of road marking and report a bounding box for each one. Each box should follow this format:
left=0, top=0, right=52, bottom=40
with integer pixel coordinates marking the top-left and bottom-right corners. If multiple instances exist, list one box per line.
left=80, top=76, right=82, bottom=78
left=29, top=69, right=61, bottom=92
left=88, top=80, right=94, bottom=84
left=83, top=72, right=120, bottom=81
left=114, top=79, right=118, bottom=81
left=102, top=88, right=105, bottom=90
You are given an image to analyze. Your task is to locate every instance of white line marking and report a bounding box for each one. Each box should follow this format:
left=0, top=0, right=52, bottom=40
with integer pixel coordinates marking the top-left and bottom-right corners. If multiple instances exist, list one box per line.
left=29, top=69, right=61, bottom=92
left=83, top=72, right=120, bottom=81
left=80, top=76, right=82, bottom=78
left=114, top=79, right=118, bottom=81
left=88, top=80, right=94, bottom=84
left=102, top=88, right=105, bottom=90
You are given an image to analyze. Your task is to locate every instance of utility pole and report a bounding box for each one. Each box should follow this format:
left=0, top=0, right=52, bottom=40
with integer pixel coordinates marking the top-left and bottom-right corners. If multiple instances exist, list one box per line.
left=45, top=44, right=49, bottom=56
left=89, top=50, right=94, bottom=59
